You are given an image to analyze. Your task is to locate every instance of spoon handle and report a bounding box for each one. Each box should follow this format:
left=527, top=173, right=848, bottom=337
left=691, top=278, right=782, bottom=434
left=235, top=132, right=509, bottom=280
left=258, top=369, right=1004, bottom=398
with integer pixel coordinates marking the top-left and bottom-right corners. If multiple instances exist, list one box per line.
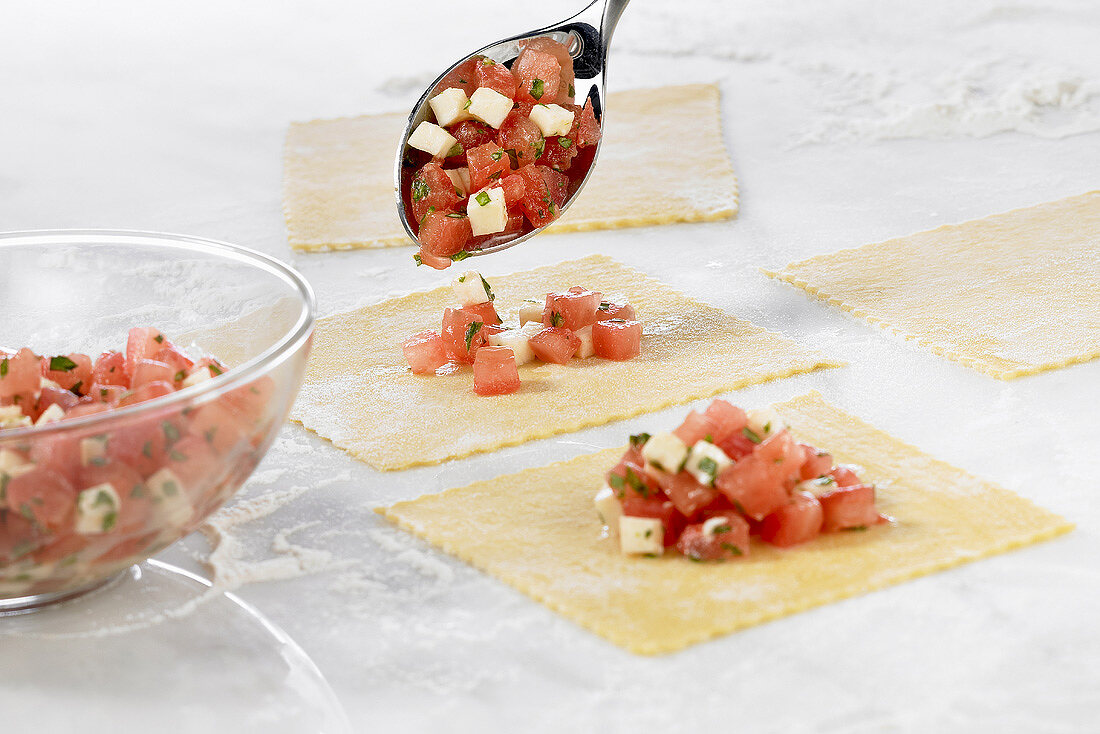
left=600, top=0, right=632, bottom=47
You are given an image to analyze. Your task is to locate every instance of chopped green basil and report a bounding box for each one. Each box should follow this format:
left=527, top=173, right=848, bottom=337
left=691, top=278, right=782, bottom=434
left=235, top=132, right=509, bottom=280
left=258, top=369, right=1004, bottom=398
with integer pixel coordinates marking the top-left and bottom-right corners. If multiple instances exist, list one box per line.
left=446, top=212, right=466, bottom=219
left=697, top=456, right=719, bottom=481
left=629, top=432, right=651, bottom=448
left=162, top=421, right=181, bottom=444
left=550, top=311, right=564, bottom=327
left=411, top=177, right=429, bottom=202
left=451, top=250, right=470, bottom=261
left=464, top=321, right=483, bottom=351
left=0, top=358, right=7, bottom=377
left=154, top=334, right=164, bottom=343
left=70, top=381, right=83, bottom=395
left=568, top=83, right=575, bottom=97
left=480, top=274, right=496, bottom=302
left=608, top=474, right=625, bottom=491
left=597, top=301, right=611, bottom=311
left=531, top=78, right=545, bottom=100
left=559, top=137, right=573, bottom=149
left=475, top=191, right=491, bottom=206
left=48, top=355, right=78, bottom=372
left=490, top=149, right=503, bottom=161
left=93, top=489, right=115, bottom=507
left=446, top=142, right=463, bottom=158
left=208, top=363, right=223, bottom=376
left=413, top=253, right=424, bottom=266
left=721, top=543, right=744, bottom=556
left=742, top=427, right=762, bottom=444
left=533, top=137, right=545, bottom=159
left=624, top=467, right=648, bottom=497
left=712, top=523, right=732, bottom=535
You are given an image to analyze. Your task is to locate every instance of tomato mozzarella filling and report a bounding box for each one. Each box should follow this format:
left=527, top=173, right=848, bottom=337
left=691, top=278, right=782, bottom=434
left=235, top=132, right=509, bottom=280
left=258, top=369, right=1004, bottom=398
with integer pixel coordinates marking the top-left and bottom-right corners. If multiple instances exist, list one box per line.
left=597, top=399, right=889, bottom=560
left=403, top=38, right=603, bottom=269
left=401, top=271, right=640, bottom=395
left=0, top=328, right=274, bottom=595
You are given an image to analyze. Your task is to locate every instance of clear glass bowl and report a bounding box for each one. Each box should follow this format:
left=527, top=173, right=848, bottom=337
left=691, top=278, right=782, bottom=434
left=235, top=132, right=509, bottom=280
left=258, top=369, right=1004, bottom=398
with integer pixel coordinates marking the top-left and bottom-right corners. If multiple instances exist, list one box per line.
left=0, top=231, right=315, bottom=612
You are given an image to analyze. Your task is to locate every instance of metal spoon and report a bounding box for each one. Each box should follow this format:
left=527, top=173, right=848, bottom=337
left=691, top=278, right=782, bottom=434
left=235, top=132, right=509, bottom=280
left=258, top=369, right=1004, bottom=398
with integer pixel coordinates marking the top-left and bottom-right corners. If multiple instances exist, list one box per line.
left=395, top=0, right=631, bottom=260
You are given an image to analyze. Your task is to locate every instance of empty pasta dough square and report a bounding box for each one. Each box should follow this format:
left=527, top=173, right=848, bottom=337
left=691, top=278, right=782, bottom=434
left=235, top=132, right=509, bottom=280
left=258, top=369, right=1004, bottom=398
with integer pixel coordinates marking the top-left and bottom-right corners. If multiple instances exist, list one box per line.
left=765, top=191, right=1100, bottom=379
left=282, top=83, right=739, bottom=252
left=290, top=255, right=837, bottom=471
left=379, top=391, right=1073, bottom=655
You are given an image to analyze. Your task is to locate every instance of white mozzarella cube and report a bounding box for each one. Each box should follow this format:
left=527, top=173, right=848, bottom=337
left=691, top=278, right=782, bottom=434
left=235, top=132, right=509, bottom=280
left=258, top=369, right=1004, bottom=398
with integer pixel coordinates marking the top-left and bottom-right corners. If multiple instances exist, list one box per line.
left=574, top=325, right=596, bottom=359
left=619, top=516, right=664, bottom=555
left=0, top=449, right=28, bottom=475
left=702, top=516, right=734, bottom=537
left=467, top=87, right=513, bottom=129
left=445, top=167, right=471, bottom=196
left=467, top=186, right=508, bottom=236
left=518, top=300, right=544, bottom=325
left=451, top=270, right=493, bottom=306
left=685, top=441, right=733, bottom=486
left=80, top=436, right=109, bottom=467
left=745, top=407, right=786, bottom=442
left=0, top=406, right=30, bottom=429
left=34, top=403, right=66, bottom=427
left=428, top=87, right=472, bottom=127
left=641, top=431, right=689, bottom=474
left=75, top=483, right=120, bottom=534
left=487, top=327, right=537, bottom=366
left=181, top=366, right=213, bottom=389
left=407, top=121, right=459, bottom=158
left=594, top=485, right=623, bottom=535
left=147, top=468, right=194, bottom=529
left=528, top=103, right=575, bottom=137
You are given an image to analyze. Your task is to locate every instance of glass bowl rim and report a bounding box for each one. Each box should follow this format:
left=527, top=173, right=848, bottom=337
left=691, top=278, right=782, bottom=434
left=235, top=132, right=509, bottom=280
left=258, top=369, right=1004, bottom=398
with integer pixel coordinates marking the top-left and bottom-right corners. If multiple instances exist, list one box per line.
left=0, top=228, right=316, bottom=440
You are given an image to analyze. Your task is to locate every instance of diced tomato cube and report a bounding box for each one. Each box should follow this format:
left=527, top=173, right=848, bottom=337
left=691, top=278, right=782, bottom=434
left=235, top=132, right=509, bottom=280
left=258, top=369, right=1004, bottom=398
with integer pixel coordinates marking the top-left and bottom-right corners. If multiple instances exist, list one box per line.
left=518, top=37, right=575, bottom=104
left=118, top=380, right=175, bottom=407
left=415, top=248, right=453, bottom=270
left=512, top=47, right=561, bottom=105
left=447, top=120, right=496, bottom=166
left=592, top=319, right=642, bottom=361
left=403, top=331, right=450, bottom=374
left=759, top=491, right=823, bottom=547
left=621, top=496, right=685, bottom=547
left=800, top=444, right=834, bottom=480
left=756, top=430, right=805, bottom=487
left=467, top=142, right=511, bottom=191
left=130, top=359, right=175, bottom=389
left=538, top=136, right=579, bottom=171
left=528, top=326, right=580, bottom=364
left=577, top=98, right=602, bottom=148
left=673, top=409, right=720, bottom=446
left=462, top=300, right=502, bottom=326
left=594, top=302, right=636, bottom=322
left=106, top=417, right=171, bottom=478
left=435, top=57, right=479, bottom=97
left=5, top=467, right=75, bottom=531
left=648, top=467, right=718, bottom=518
left=441, top=307, right=487, bottom=364
left=819, top=484, right=882, bottom=532
left=41, top=352, right=92, bottom=395
left=473, top=346, right=521, bottom=396
left=36, top=385, right=79, bottom=415
left=152, top=345, right=195, bottom=385
left=497, top=113, right=545, bottom=168
left=542, top=288, right=600, bottom=331
left=221, top=376, right=275, bottom=430
left=515, top=164, right=554, bottom=227
left=541, top=165, right=570, bottom=210
left=29, top=432, right=82, bottom=484
left=499, top=172, right=526, bottom=207
left=475, top=58, right=516, bottom=99
left=187, top=401, right=249, bottom=456
left=830, top=465, right=863, bottom=487
left=91, top=350, right=129, bottom=388
left=410, top=161, right=464, bottom=225
left=419, top=211, right=472, bottom=257
left=717, top=431, right=757, bottom=461
left=676, top=515, right=751, bottom=560
left=715, top=454, right=789, bottom=521
left=703, top=400, right=748, bottom=443
left=0, top=347, right=40, bottom=405
left=88, top=384, right=127, bottom=404
left=125, top=328, right=167, bottom=376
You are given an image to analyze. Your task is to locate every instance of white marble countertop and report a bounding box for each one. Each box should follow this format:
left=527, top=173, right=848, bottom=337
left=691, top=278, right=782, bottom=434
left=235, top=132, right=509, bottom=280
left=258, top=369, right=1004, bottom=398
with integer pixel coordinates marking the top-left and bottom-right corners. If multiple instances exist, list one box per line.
left=2, top=1, right=1099, bottom=731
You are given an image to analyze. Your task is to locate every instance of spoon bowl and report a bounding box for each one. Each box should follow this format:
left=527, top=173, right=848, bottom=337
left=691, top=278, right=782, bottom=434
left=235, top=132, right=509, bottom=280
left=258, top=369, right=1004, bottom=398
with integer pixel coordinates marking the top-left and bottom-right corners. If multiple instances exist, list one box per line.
left=395, top=0, right=630, bottom=258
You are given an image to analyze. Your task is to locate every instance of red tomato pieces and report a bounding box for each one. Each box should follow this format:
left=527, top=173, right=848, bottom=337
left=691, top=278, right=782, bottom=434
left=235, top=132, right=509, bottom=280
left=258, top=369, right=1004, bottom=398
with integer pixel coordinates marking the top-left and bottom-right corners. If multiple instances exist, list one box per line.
left=528, top=327, right=580, bottom=365
left=406, top=38, right=601, bottom=269
left=473, top=346, right=520, bottom=396
left=598, top=399, right=886, bottom=560
left=592, top=319, right=642, bottom=361
left=403, top=331, right=450, bottom=375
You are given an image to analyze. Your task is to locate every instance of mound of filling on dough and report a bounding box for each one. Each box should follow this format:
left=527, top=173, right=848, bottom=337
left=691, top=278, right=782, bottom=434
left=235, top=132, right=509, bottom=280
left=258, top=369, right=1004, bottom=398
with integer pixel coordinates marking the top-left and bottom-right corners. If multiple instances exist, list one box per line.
left=595, top=399, right=888, bottom=559
left=402, top=270, right=641, bottom=396
left=401, top=37, right=602, bottom=268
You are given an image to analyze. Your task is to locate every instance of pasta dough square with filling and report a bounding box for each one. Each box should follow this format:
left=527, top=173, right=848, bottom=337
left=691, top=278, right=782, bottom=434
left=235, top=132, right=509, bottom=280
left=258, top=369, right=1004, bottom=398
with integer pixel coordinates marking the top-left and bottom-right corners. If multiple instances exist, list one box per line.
left=283, top=84, right=739, bottom=252
left=765, top=191, right=1100, bottom=379
left=380, top=391, right=1073, bottom=655
left=290, top=255, right=837, bottom=471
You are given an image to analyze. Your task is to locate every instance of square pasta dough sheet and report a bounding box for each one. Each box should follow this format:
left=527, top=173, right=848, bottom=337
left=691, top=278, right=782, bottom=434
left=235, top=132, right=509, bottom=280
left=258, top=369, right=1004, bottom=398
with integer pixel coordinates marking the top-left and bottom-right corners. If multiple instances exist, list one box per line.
left=290, top=254, right=837, bottom=471
left=765, top=191, right=1100, bottom=379
left=379, top=391, right=1073, bottom=655
left=282, top=83, right=739, bottom=252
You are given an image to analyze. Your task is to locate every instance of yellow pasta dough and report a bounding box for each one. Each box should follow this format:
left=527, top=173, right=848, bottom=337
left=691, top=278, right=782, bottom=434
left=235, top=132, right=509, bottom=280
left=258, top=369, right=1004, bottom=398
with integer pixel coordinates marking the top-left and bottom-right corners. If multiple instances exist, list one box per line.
left=765, top=191, right=1100, bottom=379
left=379, top=391, right=1072, bottom=655
left=290, top=255, right=837, bottom=471
left=282, top=84, right=738, bottom=252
